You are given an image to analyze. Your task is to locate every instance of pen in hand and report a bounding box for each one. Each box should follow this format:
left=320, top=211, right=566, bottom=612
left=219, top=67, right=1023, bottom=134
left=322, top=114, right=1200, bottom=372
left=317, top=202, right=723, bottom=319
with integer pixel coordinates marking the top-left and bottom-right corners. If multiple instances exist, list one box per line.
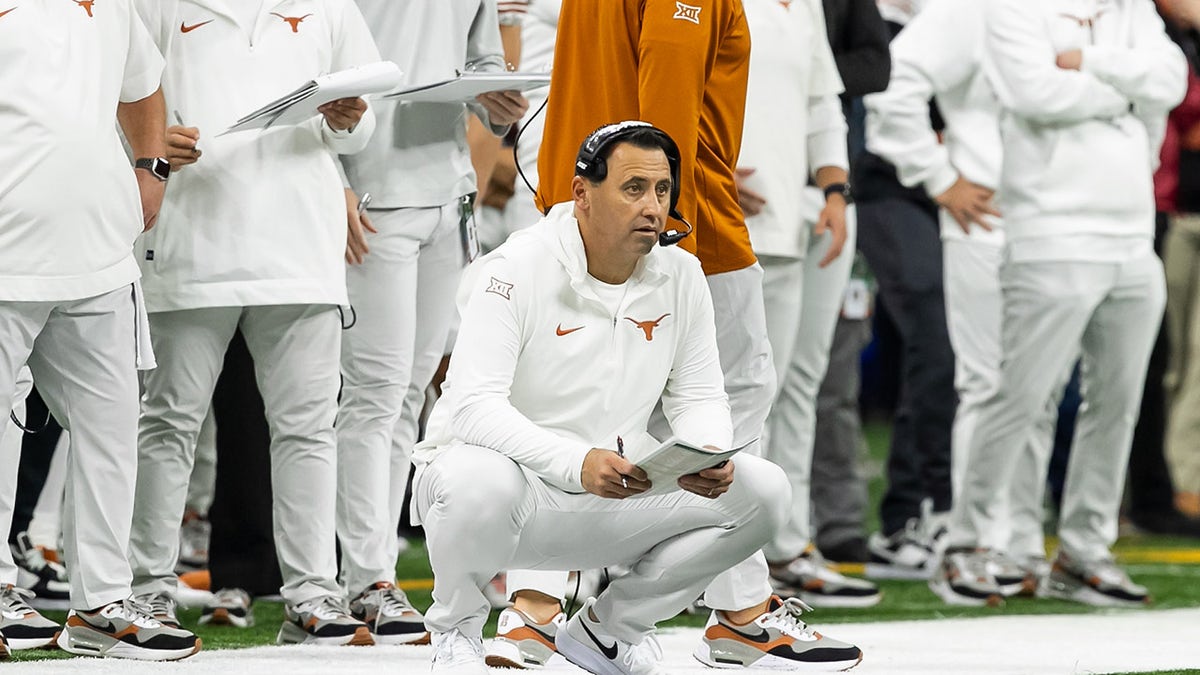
left=616, top=436, right=628, bottom=489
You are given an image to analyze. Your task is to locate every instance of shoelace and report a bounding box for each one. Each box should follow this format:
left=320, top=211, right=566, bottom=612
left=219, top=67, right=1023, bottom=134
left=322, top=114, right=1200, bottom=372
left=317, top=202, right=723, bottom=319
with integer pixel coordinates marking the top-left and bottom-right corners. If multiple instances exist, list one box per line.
left=0, top=585, right=36, bottom=614
left=104, top=598, right=163, bottom=629
left=375, top=586, right=415, bottom=617
left=759, top=597, right=818, bottom=641
left=133, top=592, right=175, bottom=620
left=297, top=595, right=352, bottom=621
left=622, top=634, right=664, bottom=673
left=433, top=629, right=484, bottom=665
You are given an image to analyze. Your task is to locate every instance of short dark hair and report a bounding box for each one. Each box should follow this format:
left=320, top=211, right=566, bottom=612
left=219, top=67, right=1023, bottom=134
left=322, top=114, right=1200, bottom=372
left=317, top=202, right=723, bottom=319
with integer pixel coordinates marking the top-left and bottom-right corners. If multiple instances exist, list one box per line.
left=573, top=121, right=679, bottom=185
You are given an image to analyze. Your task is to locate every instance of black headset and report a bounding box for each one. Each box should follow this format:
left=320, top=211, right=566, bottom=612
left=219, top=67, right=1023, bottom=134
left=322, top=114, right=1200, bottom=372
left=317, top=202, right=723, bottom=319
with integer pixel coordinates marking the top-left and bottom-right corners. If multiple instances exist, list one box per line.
left=573, top=121, right=694, bottom=247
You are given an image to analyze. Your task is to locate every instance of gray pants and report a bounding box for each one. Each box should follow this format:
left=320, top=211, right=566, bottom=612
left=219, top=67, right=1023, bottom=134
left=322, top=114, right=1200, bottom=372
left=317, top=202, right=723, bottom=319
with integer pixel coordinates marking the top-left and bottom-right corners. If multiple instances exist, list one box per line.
left=415, top=445, right=788, bottom=642
left=947, top=251, right=1166, bottom=560
left=130, top=305, right=343, bottom=606
left=0, top=287, right=141, bottom=609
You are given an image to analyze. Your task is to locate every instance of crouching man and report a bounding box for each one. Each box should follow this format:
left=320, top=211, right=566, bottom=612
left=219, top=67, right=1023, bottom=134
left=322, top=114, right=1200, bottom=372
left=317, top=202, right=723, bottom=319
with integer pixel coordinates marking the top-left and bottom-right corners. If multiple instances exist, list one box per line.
left=412, top=122, right=792, bottom=675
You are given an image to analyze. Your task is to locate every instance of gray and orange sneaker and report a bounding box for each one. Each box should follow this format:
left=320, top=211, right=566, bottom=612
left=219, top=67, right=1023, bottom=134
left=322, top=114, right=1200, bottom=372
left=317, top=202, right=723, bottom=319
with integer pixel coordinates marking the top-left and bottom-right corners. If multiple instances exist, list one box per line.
left=0, top=585, right=60, bottom=650
left=349, top=582, right=427, bottom=645
left=1038, top=551, right=1151, bottom=607
left=132, top=591, right=180, bottom=628
left=56, top=598, right=200, bottom=661
left=929, top=549, right=1004, bottom=607
left=277, top=595, right=374, bottom=646
left=486, top=607, right=567, bottom=669
left=694, top=596, right=862, bottom=671
left=0, top=629, right=9, bottom=660
left=199, top=588, right=255, bottom=628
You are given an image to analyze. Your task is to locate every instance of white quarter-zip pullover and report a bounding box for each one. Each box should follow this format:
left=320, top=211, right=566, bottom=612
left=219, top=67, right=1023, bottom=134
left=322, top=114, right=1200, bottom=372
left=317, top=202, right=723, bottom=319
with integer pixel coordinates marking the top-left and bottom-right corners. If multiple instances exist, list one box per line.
left=985, top=0, right=1186, bottom=260
left=738, top=0, right=846, bottom=259
left=133, top=0, right=380, bottom=311
left=413, top=203, right=733, bottom=493
left=865, top=0, right=1004, bottom=244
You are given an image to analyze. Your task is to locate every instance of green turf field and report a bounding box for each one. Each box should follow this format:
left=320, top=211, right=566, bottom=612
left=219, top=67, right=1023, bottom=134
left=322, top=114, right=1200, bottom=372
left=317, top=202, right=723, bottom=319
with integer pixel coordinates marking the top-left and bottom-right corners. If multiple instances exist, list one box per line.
left=15, top=420, right=1200, bottom=665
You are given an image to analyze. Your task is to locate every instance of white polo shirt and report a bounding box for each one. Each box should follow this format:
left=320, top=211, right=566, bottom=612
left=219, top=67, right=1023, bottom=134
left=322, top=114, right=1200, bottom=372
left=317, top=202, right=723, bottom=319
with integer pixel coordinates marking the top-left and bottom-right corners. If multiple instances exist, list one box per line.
left=0, top=0, right=163, bottom=302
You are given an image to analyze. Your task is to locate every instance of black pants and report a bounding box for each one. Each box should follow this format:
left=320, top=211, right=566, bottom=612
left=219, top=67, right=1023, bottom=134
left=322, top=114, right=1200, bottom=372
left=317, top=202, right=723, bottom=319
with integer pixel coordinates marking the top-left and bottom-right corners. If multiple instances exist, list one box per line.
left=857, top=197, right=956, bottom=534
left=208, top=330, right=282, bottom=597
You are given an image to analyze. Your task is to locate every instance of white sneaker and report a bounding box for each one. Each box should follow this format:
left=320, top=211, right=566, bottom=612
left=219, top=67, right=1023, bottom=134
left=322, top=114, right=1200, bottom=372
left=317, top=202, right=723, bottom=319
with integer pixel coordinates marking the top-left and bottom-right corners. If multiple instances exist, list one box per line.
left=486, top=607, right=567, bottom=669
left=432, top=628, right=488, bottom=674
left=555, top=597, right=664, bottom=675
left=768, top=546, right=881, bottom=608
left=866, top=498, right=947, bottom=580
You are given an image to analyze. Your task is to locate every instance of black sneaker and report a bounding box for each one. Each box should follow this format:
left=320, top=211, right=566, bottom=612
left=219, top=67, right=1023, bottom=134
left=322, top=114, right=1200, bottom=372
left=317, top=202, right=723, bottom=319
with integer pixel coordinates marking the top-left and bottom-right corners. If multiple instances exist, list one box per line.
left=10, top=532, right=69, bottom=610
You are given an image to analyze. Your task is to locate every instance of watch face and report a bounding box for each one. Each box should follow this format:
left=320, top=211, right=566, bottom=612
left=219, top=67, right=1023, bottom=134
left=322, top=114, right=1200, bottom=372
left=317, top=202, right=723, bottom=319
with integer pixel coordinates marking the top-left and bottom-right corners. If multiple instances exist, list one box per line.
left=138, top=157, right=170, bottom=181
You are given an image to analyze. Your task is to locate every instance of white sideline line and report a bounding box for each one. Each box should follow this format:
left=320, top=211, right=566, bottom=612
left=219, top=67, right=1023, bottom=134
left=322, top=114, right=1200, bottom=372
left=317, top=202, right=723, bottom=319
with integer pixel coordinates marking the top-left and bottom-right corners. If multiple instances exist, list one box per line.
left=11, top=608, right=1200, bottom=674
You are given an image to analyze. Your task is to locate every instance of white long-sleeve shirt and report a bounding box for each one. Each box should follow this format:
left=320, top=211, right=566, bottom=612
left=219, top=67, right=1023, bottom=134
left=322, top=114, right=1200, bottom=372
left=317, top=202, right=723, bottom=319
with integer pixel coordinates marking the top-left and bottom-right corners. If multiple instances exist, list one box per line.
left=413, top=203, right=733, bottom=493
left=738, top=0, right=847, bottom=260
left=985, top=0, right=1186, bottom=260
left=865, top=0, right=1003, bottom=245
left=0, top=0, right=163, bottom=302
left=133, top=0, right=380, bottom=311
left=342, top=0, right=508, bottom=209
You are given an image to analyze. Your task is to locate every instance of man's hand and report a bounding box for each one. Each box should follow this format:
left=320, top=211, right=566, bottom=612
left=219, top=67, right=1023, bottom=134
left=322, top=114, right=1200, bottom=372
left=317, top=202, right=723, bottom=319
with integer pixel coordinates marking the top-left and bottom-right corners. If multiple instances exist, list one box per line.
left=735, top=167, right=767, bottom=216
left=678, top=459, right=735, bottom=500
left=476, top=90, right=530, bottom=126
left=134, top=169, right=165, bottom=232
left=319, top=97, right=368, bottom=131
left=344, top=188, right=377, bottom=265
left=935, top=175, right=1000, bottom=234
left=166, top=124, right=202, bottom=170
left=814, top=193, right=848, bottom=268
left=1056, top=49, right=1083, bottom=71
left=581, top=448, right=651, bottom=499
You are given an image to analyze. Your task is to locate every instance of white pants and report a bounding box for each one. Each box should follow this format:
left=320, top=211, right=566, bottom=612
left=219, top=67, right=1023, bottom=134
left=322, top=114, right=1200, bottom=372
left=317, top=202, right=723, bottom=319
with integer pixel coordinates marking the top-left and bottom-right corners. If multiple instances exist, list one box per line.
left=0, top=368, right=34, bottom=585
left=506, top=265, right=779, bottom=612
left=337, top=203, right=465, bottom=595
left=947, top=251, right=1166, bottom=561
left=759, top=215, right=857, bottom=562
left=185, top=410, right=217, bottom=517
left=131, top=305, right=342, bottom=606
left=0, top=287, right=140, bottom=609
left=415, top=445, right=789, bottom=642
left=943, top=236, right=1057, bottom=558
left=28, top=429, right=68, bottom=552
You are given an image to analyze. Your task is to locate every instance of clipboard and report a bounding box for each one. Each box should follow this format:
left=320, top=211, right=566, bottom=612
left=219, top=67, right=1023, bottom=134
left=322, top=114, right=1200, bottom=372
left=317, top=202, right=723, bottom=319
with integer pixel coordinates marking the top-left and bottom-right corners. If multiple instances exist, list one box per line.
left=378, top=71, right=552, bottom=104
left=223, top=61, right=404, bottom=134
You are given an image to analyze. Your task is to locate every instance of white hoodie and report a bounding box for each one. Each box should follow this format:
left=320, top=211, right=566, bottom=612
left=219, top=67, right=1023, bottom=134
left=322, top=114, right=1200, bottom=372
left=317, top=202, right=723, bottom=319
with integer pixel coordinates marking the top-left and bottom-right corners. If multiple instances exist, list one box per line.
left=738, top=0, right=847, bottom=259
left=413, top=202, right=733, bottom=494
left=985, top=0, right=1186, bottom=260
left=865, top=0, right=1004, bottom=245
left=133, top=0, right=379, bottom=311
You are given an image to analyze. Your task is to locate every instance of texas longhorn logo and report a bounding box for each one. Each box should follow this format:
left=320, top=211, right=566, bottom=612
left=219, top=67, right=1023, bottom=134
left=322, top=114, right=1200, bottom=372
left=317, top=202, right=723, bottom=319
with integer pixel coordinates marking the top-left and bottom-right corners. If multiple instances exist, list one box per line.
left=73, top=0, right=95, bottom=17
left=271, top=12, right=312, bottom=32
left=673, top=1, right=701, bottom=24
left=625, top=314, right=671, bottom=342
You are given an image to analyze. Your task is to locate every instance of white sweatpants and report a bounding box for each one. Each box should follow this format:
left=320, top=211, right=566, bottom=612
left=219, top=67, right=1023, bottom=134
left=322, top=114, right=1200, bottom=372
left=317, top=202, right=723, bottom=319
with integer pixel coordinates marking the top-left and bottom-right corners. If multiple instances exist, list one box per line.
left=415, top=445, right=789, bottom=642
left=337, top=203, right=465, bottom=595
left=0, top=368, right=34, bottom=586
left=760, top=214, right=857, bottom=562
left=943, top=236, right=1057, bottom=558
left=130, top=305, right=342, bottom=606
left=0, top=287, right=140, bottom=609
left=505, top=264, right=780, bottom=612
left=27, top=430, right=68, bottom=552
left=947, top=250, right=1166, bottom=561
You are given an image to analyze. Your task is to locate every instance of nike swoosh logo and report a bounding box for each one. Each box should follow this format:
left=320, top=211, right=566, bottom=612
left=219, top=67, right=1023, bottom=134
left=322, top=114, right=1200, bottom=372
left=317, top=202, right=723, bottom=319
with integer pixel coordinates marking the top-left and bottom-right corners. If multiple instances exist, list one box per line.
left=526, top=624, right=557, bottom=644
left=721, top=624, right=772, bottom=644
left=180, top=19, right=213, bottom=33
left=555, top=324, right=584, bottom=336
left=580, top=619, right=619, bottom=660
left=0, top=7, right=16, bottom=20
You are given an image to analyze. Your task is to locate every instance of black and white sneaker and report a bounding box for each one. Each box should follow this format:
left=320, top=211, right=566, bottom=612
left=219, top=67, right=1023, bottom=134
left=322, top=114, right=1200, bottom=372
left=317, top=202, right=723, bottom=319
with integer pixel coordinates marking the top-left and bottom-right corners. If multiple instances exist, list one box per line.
left=866, top=499, right=947, bottom=581
left=769, top=546, right=881, bottom=608
left=199, top=588, right=254, bottom=628
left=929, top=549, right=1004, bottom=607
left=556, top=597, right=663, bottom=675
left=0, top=585, right=60, bottom=650
left=11, top=532, right=69, bottom=610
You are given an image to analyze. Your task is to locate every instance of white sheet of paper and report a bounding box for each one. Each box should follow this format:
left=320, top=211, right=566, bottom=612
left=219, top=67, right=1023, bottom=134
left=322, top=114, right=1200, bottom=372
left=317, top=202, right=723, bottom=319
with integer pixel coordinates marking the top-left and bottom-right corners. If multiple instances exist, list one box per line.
left=223, top=61, right=404, bottom=134
left=378, top=71, right=551, bottom=103
left=623, top=436, right=749, bottom=494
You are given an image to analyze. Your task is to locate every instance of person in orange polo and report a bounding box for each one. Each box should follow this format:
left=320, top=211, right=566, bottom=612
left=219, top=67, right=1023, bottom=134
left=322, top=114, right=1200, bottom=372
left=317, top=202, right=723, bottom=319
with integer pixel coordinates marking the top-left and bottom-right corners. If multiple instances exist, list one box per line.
left=514, top=0, right=864, bottom=671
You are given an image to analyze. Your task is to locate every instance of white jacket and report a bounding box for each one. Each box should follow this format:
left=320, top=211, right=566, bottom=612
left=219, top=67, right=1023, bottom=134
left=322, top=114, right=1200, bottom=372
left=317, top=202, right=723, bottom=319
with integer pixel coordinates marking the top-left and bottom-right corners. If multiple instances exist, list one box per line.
left=738, top=0, right=847, bottom=260
left=133, top=0, right=379, bottom=311
left=342, top=0, right=508, bottom=209
left=865, top=0, right=1003, bottom=245
left=413, top=203, right=733, bottom=493
left=985, top=0, right=1186, bottom=258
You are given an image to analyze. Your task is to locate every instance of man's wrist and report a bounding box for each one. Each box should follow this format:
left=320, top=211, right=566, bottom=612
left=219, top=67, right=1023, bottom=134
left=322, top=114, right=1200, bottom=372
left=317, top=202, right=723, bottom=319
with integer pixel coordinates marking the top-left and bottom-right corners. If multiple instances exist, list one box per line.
left=134, top=157, right=170, bottom=182
left=823, top=181, right=852, bottom=204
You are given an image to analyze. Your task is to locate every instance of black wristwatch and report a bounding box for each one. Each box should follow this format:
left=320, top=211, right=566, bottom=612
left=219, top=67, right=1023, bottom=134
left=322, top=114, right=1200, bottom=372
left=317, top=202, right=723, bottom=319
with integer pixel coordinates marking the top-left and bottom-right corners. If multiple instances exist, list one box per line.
left=134, top=157, right=171, bottom=182
left=823, top=181, right=852, bottom=203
